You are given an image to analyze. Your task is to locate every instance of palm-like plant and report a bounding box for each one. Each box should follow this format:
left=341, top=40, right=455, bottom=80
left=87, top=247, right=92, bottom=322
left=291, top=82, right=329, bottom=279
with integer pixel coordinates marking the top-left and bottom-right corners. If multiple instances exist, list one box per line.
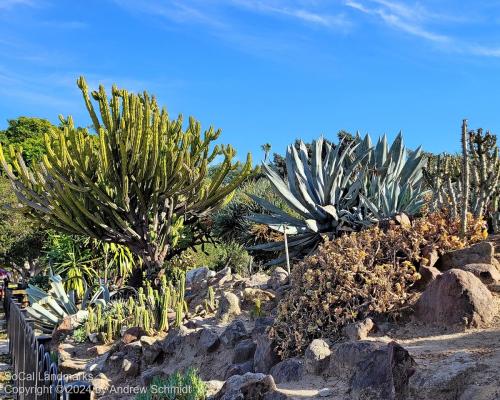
left=249, top=133, right=428, bottom=263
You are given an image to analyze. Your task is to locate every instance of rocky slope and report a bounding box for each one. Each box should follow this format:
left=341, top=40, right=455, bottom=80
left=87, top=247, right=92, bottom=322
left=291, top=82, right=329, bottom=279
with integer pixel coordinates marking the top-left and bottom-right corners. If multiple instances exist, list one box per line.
left=56, top=237, right=500, bottom=399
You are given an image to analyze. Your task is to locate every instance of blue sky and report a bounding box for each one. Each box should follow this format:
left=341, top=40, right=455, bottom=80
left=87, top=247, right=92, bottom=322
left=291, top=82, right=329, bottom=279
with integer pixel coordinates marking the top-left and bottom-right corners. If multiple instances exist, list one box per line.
left=1, top=0, right=500, bottom=162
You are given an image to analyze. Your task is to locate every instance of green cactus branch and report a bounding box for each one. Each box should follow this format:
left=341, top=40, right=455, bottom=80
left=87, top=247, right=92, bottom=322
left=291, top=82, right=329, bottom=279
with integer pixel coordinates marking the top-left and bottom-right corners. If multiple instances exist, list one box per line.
left=0, top=76, right=252, bottom=274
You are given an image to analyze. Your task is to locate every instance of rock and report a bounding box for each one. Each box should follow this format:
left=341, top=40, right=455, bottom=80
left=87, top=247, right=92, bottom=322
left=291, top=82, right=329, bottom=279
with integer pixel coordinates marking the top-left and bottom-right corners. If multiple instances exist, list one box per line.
left=415, top=269, right=494, bottom=328
left=253, top=316, right=275, bottom=335
left=243, top=288, right=276, bottom=303
left=212, top=266, right=232, bottom=286
left=225, top=360, right=254, bottom=379
left=318, top=388, right=334, bottom=397
left=121, top=358, right=139, bottom=377
left=88, top=333, right=99, bottom=344
left=420, top=245, right=439, bottom=268
left=263, top=391, right=289, bottom=400
left=89, top=344, right=110, bottom=356
left=343, top=318, right=374, bottom=341
left=161, top=326, right=193, bottom=354
left=140, top=336, right=162, bottom=364
left=217, top=291, right=241, bottom=323
left=122, top=327, right=146, bottom=344
left=349, top=341, right=416, bottom=400
left=305, top=339, right=331, bottom=375
left=458, top=263, right=500, bottom=284
left=329, top=341, right=386, bottom=380
left=409, top=351, right=481, bottom=400
left=439, top=242, right=495, bottom=271
left=213, top=372, right=281, bottom=400
left=268, top=267, right=289, bottom=290
left=206, top=380, right=225, bottom=397
left=199, top=328, right=221, bottom=353
left=254, top=335, right=279, bottom=374
left=92, top=374, right=111, bottom=396
left=270, top=358, right=304, bottom=383
left=221, top=320, right=248, bottom=347
left=187, top=266, right=214, bottom=289
left=416, top=265, right=441, bottom=289
left=233, top=339, right=257, bottom=363
left=245, top=272, right=271, bottom=288
left=121, top=340, right=142, bottom=376
left=141, top=366, right=167, bottom=386
left=86, top=353, right=108, bottom=374
left=488, top=283, right=500, bottom=293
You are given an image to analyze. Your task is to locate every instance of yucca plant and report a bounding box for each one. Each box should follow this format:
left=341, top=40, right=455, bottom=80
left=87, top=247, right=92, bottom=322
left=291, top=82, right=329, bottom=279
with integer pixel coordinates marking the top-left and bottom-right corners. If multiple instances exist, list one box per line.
left=249, top=133, right=428, bottom=263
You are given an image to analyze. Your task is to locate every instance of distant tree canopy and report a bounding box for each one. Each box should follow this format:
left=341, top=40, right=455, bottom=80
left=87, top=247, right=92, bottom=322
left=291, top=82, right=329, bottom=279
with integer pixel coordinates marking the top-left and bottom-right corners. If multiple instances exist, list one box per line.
left=0, top=117, right=56, bottom=276
left=0, top=116, right=56, bottom=165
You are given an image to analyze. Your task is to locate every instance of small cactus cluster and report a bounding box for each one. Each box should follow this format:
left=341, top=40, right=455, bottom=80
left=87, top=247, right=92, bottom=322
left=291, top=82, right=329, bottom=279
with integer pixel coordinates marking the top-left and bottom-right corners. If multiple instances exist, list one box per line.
left=85, top=274, right=188, bottom=342
left=425, top=121, right=500, bottom=233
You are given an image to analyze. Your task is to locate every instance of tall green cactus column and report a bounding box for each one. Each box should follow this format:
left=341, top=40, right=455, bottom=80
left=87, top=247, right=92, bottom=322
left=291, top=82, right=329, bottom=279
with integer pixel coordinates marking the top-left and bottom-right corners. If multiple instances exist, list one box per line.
left=461, top=119, right=470, bottom=238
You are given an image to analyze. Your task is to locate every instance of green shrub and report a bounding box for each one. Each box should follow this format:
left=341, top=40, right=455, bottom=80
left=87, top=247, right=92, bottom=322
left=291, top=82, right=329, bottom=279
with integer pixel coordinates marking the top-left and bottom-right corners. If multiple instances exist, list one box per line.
left=186, top=241, right=251, bottom=276
left=72, top=325, right=87, bottom=343
left=136, top=368, right=206, bottom=400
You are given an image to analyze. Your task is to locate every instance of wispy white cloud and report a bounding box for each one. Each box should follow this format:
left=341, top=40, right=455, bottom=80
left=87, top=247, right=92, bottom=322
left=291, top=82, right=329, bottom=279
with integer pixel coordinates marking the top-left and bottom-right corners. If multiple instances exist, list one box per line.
left=229, top=0, right=351, bottom=29
left=0, top=0, right=43, bottom=10
left=345, top=0, right=450, bottom=43
left=344, top=0, right=500, bottom=58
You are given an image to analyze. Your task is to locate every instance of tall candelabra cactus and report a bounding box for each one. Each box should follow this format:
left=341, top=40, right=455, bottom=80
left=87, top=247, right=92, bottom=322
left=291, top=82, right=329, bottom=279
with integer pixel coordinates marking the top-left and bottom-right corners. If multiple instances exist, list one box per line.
left=425, top=121, right=500, bottom=233
left=461, top=119, right=470, bottom=237
left=0, top=77, right=252, bottom=277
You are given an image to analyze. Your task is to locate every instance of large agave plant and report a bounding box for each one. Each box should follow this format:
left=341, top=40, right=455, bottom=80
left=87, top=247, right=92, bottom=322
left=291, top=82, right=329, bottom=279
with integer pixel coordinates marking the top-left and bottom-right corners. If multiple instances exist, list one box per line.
left=26, top=273, right=134, bottom=333
left=359, top=134, right=428, bottom=221
left=249, top=133, right=428, bottom=264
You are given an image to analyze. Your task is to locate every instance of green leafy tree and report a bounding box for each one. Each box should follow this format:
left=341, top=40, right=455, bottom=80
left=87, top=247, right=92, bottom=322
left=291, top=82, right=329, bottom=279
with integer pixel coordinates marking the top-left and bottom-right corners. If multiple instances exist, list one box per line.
left=0, top=176, right=46, bottom=278
left=0, top=116, right=55, bottom=164
left=0, top=77, right=252, bottom=281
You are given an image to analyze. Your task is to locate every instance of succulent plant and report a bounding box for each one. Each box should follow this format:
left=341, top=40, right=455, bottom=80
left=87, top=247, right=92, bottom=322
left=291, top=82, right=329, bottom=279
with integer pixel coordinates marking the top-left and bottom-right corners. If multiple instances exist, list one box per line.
left=249, top=133, right=428, bottom=263
left=25, top=273, right=115, bottom=333
left=426, top=123, right=500, bottom=233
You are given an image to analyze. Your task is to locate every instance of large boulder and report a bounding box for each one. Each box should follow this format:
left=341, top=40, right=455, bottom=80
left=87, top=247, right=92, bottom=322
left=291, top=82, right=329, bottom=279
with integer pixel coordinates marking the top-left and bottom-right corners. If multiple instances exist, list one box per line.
left=415, top=265, right=441, bottom=290
left=349, top=342, right=416, bottom=400
left=199, top=327, right=221, bottom=353
left=458, top=263, right=500, bottom=284
left=233, top=339, right=257, bottom=363
left=329, top=341, right=386, bottom=380
left=305, top=339, right=331, bottom=375
left=438, top=242, right=495, bottom=271
left=217, top=291, right=241, bottom=323
left=213, top=373, right=285, bottom=400
left=270, top=358, right=304, bottom=383
left=415, top=269, right=494, bottom=328
left=220, top=320, right=248, bottom=347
